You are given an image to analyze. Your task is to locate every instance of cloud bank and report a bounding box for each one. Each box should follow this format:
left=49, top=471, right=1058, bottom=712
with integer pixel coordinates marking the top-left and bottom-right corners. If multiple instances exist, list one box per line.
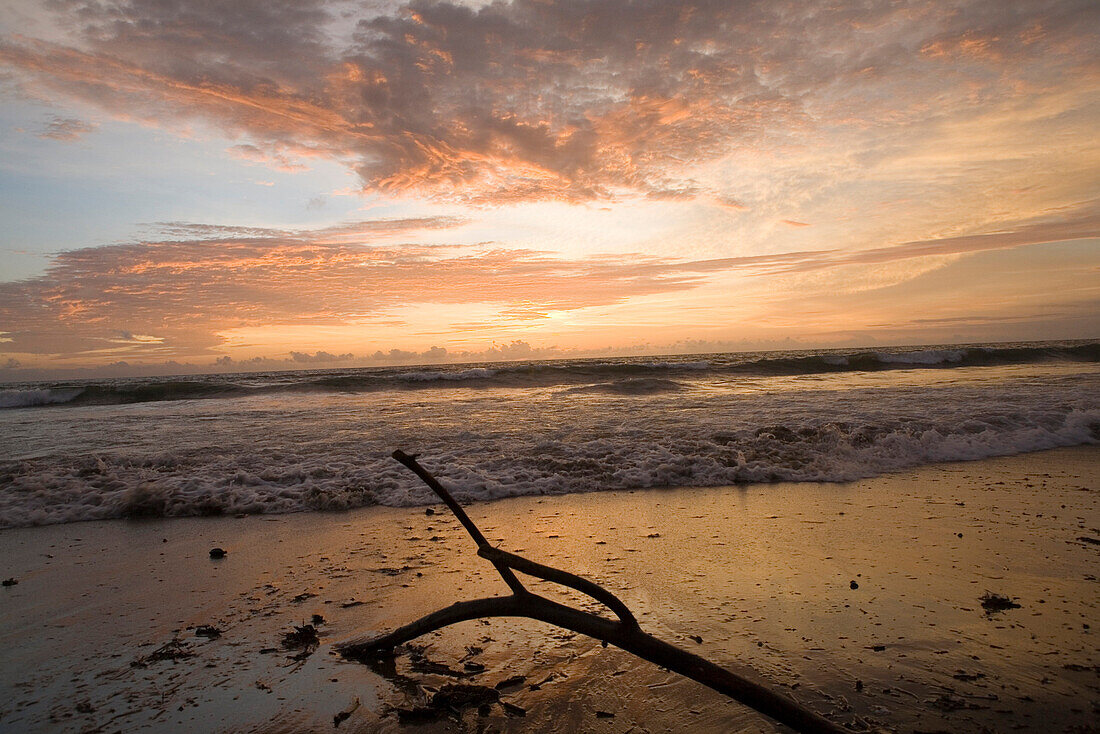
left=1, top=202, right=1095, bottom=361
left=4, top=0, right=1096, bottom=203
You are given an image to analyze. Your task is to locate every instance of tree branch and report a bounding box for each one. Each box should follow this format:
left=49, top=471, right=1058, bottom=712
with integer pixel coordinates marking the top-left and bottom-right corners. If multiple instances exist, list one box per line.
left=339, top=450, right=849, bottom=734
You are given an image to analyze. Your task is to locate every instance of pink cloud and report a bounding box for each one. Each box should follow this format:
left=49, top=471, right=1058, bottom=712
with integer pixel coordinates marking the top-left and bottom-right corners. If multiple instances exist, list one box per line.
left=0, top=216, right=708, bottom=357
left=2, top=201, right=1095, bottom=360
left=3, top=0, right=1093, bottom=203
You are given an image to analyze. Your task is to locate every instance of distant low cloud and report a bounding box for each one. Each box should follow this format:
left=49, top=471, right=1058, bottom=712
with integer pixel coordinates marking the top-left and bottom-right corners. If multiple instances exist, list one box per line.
left=37, top=115, right=97, bottom=141
left=365, top=340, right=560, bottom=365
left=227, top=143, right=308, bottom=172
left=289, top=350, right=353, bottom=363
left=116, top=340, right=567, bottom=374
left=146, top=216, right=465, bottom=241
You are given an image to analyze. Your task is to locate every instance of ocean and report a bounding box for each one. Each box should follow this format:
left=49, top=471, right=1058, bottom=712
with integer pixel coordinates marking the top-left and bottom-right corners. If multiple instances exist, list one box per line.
left=1, top=341, right=1097, bottom=528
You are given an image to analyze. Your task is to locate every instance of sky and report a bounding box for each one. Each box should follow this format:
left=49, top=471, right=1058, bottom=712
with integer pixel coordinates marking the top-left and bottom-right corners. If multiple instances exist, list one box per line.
left=0, top=0, right=1097, bottom=376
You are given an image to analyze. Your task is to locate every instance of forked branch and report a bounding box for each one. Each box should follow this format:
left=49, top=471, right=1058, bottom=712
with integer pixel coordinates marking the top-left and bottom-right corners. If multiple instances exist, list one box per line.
left=338, top=450, right=848, bottom=734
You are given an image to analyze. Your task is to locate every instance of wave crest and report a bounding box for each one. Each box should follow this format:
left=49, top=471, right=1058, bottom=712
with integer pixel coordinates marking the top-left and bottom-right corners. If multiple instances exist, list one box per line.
left=2, top=404, right=1095, bottom=528
left=1, top=341, right=1095, bottom=410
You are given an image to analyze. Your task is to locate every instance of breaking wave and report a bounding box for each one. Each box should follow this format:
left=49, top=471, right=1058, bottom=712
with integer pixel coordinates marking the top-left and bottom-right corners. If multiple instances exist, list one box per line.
left=1, top=383, right=1096, bottom=528
left=562, top=377, right=686, bottom=395
left=1, top=341, right=1096, bottom=410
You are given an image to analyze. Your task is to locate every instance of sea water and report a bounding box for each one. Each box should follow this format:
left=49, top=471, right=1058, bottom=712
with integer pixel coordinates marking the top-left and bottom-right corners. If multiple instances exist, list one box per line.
left=0, top=341, right=1096, bottom=527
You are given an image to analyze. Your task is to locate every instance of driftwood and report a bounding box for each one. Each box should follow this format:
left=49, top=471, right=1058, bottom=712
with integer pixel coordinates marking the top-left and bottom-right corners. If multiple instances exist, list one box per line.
left=338, top=450, right=848, bottom=734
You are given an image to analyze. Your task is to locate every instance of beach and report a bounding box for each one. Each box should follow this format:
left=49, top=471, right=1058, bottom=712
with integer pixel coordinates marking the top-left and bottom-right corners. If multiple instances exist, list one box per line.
left=2, top=445, right=1096, bottom=732
left=4, top=1, right=1099, bottom=730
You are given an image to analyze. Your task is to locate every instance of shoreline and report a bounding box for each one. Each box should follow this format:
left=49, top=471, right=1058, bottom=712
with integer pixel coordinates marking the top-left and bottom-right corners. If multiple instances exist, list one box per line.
left=1, top=445, right=1097, bottom=732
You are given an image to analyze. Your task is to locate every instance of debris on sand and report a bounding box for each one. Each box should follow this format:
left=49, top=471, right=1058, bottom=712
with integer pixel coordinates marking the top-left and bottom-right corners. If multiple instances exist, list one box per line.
left=979, top=592, right=1021, bottom=612
left=368, top=566, right=414, bottom=576
left=500, top=700, right=527, bottom=717
left=209, top=548, right=227, bottom=559
left=131, top=638, right=194, bottom=667
left=433, top=683, right=500, bottom=709
left=282, top=624, right=320, bottom=650
left=407, top=646, right=466, bottom=678
left=333, top=697, right=360, bottom=727
left=495, top=675, right=526, bottom=691
left=396, top=683, right=501, bottom=723
left=1, top=577, right=17, bottom=587
left=194, top=625, right=222, bottom=638
left=928, top=693, right=987, bottom=711
left=396, top=706, right=440, bottom=724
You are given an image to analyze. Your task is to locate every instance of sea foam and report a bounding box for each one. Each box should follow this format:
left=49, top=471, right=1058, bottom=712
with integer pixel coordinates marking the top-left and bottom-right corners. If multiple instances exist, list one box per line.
left=1, top=372, right=1095, bottom=528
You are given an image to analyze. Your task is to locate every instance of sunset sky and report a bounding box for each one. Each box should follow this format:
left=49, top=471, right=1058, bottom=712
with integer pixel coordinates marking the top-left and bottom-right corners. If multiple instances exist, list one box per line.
left=1, top=0, right=1097, bottom=375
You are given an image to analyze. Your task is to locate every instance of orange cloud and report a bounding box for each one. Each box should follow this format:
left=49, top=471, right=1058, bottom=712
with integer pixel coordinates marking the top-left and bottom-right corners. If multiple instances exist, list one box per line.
left=3, top=202, right=1095, bottom=361
left=4, top=1, right=1092, bottom=204
left=0, top=216, right=706, bottom=358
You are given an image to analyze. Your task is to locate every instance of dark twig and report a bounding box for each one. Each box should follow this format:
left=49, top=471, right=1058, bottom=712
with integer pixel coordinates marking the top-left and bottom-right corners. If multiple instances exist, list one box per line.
left=339, top=450, right=848, bottom=734
left=391, top=450, right=526, bottom=595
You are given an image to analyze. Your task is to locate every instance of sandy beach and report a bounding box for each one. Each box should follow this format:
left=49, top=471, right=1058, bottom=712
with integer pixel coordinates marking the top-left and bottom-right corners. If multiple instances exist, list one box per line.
left=1, top=445, right=1096, bottom=733
left=4, top=2, right=1098, bottom=732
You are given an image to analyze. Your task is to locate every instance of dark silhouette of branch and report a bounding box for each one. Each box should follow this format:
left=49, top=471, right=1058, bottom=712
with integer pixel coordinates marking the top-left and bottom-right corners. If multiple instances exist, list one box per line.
left=338, top=450, right=848, bottom=734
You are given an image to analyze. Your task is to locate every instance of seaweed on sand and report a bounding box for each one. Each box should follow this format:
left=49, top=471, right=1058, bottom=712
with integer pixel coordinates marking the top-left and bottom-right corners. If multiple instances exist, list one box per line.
left=979, top=592, right=1022, bottom=612
left=281, top=623, right=320, bottom=649
left=131, top=638, right=194, bottom=667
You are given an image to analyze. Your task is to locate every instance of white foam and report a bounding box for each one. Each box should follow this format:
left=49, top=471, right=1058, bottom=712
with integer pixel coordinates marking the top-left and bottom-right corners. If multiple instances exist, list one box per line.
left=630, top=360, right=711, bottom=370
left=876, top=349, right=965, bottom=365
left=394, top=367, right=498, bottom=381
left=1, top=366, right=1096, bottom=528
left=0, top=388, right=83, bottom=409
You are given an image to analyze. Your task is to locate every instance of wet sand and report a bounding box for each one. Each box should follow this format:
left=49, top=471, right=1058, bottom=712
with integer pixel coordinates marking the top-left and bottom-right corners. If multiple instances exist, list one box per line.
left=1, top=445, right=1096, bottom=732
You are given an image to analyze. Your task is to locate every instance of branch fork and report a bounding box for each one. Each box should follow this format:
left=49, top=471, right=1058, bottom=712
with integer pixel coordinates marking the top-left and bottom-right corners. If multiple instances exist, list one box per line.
left=338, top=450, right=847, bottom=733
